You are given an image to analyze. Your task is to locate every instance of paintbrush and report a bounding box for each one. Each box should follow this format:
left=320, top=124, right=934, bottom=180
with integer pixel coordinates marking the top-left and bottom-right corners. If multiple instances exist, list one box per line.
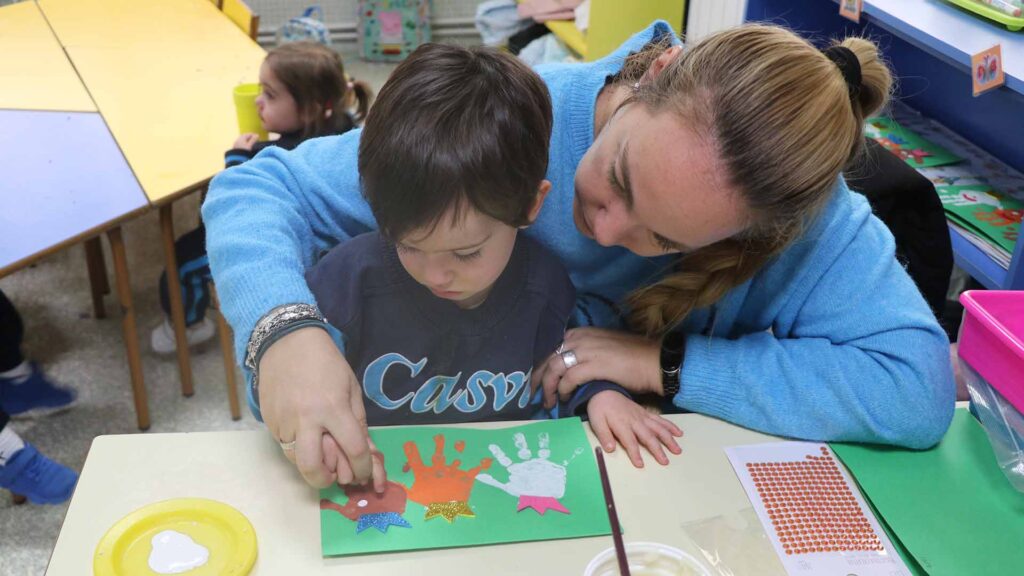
left=595, top=447, right=630, bottom=576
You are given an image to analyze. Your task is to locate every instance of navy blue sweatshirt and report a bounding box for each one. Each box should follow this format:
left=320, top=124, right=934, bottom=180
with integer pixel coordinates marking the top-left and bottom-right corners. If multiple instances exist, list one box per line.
left=307, top=232, right=591, bottom=425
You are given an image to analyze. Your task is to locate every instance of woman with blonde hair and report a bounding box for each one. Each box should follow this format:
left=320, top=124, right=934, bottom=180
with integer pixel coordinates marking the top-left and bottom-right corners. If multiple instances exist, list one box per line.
left=203, top=22, right=953, bottom=489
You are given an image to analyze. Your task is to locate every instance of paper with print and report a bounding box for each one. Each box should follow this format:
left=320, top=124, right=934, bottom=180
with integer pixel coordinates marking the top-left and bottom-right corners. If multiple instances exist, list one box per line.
left=725, top=442, right=910, bottom=576
left=937, top=184, right=1022, bottom=254
left=864, top=117, right=962, bottom=168
left=319, top=417, right=610, bottom=556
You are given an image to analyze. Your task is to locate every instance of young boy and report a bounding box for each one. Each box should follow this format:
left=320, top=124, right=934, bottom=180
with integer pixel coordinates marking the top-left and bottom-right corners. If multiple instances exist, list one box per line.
left=304, top=44, right=621, bottom=425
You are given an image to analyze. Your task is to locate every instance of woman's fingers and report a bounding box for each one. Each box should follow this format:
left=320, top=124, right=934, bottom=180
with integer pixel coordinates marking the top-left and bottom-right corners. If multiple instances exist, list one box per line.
left=368, top=439, right=387, bottom=493
left=295, top=426, right=335, bottom=488
left=540, top=353, right=568, bottom=408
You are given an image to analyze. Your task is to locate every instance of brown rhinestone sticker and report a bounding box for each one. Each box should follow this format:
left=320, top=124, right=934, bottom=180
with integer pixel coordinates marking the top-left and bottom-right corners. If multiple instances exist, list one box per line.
left=726, top=442, right=911, bottom=575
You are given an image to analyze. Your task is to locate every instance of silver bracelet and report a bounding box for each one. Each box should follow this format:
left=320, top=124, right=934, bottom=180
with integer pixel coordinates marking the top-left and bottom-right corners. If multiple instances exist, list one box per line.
left=245, top=304, right=327, bottom=403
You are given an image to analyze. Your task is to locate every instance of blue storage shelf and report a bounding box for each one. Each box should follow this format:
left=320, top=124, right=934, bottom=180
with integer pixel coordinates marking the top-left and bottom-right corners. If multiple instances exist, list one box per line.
left=746, top=0, right=1024, bottom=290
left=858, top=0, right=1024, bottom=95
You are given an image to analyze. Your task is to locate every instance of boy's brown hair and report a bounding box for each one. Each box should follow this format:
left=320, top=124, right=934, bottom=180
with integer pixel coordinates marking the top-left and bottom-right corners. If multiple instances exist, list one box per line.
left=358, top=43, right=553, bottom=241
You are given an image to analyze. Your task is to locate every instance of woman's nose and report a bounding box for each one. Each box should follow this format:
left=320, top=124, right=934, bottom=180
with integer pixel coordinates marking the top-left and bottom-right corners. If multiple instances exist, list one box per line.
left=591, top=202, right=631, bottom=247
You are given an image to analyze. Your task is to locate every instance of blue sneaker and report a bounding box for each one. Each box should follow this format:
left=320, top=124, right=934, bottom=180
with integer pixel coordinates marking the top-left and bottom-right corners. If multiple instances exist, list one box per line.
left=0, top=443, right=78, bottom=504
left=0, top=363, right=76, bottom=417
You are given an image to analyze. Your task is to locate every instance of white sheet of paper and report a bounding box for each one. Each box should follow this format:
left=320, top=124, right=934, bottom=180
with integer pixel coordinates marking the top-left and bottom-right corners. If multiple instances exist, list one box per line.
left=725, top=442, right=911, bottom=576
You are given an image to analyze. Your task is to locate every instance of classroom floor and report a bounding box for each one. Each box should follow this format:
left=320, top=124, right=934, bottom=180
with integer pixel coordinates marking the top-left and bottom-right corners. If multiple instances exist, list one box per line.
left=0, top=55, right=397, bottom=576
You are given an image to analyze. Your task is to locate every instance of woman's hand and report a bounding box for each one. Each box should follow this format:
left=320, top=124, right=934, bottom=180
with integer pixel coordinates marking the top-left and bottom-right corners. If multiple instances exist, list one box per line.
left=233, top=133, right=259, bottom=151
left=587, top=390, right=683, bottom=467
left=259, top=326, right=385, bottom=492
left=537, top=327, right=663, bottom=408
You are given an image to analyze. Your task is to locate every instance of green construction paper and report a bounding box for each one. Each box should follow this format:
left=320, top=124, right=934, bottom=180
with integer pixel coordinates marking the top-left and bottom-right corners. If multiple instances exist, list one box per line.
left=864, top=117, right=962, bottom=168
left=937, top=184, right=1022, bottom=253
left=831, top=410, right=1024, bottom=576
left=319, top=417, right=611, bottom=556
left=859, top=484, right=927, bottom=576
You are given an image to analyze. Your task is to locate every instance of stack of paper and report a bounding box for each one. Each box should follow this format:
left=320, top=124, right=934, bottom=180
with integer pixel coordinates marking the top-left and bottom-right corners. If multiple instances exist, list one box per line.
left=831, top=410, right=1024, bottom=576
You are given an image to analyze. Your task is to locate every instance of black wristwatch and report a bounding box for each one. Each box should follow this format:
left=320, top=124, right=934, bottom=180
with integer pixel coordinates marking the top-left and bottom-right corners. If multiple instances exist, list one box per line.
left=659, top=329, right=686, bottom=397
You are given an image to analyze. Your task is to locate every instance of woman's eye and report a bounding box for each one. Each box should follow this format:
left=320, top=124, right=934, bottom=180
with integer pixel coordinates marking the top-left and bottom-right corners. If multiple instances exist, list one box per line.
left=652, top=233, right=679, bottom=253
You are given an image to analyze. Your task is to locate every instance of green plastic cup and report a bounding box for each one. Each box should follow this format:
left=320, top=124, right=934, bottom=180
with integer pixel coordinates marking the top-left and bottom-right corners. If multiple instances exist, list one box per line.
left=232, top=83, right=268, bottom=139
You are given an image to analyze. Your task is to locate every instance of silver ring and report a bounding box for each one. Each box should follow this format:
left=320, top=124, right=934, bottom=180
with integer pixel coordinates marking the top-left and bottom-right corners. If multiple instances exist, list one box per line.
left=556, top=343, right=565, bottom=355
left=561, top=350, right=578, bottom=369
left=279, top=440, right=296, bottom=451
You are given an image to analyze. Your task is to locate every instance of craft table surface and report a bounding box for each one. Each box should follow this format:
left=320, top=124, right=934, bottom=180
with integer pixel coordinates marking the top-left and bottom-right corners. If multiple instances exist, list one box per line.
left=37, top=0, right=266, bottom=203
left=0, top=1, right=94, bottom=112
left=46, top=414, right=788, bottom=574
left=0, top=109, right=148, bottom=273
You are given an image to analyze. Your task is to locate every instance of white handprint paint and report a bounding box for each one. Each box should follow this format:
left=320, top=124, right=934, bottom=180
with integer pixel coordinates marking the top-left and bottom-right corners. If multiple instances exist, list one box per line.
left=476, top=432, right=576, bottom=515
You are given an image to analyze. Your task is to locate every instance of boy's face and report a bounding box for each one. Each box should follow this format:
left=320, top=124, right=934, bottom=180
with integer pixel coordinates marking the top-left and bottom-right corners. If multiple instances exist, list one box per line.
left=395, top=208, right=519, bottom=310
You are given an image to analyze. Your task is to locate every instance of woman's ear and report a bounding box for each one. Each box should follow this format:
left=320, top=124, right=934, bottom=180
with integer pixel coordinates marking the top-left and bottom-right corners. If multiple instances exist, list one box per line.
left=641, top=45, right=683, bottom=84
left=523, top=180, right=553, bottom=227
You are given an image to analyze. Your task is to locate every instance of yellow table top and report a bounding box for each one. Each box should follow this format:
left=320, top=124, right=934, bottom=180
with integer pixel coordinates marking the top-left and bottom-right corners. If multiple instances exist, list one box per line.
left=38, top=0, right=266, bottom=203
left=0, top=1, right=94, bottom=112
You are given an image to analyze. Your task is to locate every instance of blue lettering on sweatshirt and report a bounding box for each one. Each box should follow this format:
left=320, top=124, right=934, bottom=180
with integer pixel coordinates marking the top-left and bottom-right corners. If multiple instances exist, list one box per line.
left=363, top=353, right=533, bottom=415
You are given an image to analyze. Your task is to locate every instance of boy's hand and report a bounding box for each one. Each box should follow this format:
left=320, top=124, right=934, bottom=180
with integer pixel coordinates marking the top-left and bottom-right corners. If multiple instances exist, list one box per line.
left=259, top=327, right=384, bottom=492
left=233, top=133, right=259, bottom=150
left=586, top=390, right=683, bottom=468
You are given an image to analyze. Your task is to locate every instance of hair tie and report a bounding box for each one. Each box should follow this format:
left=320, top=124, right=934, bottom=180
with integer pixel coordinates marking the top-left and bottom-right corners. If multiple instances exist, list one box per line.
left=823, top=45, right=861, bottom=101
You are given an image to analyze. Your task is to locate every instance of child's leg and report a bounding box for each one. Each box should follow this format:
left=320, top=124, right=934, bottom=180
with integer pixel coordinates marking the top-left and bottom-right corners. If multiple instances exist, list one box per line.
left=0, top=291, right=76, bottom=416
left=0, top=289, right=25, bottom=373
left=158, top=225, right=213, bottom=326
left=0, top=416, right=78, bottom=505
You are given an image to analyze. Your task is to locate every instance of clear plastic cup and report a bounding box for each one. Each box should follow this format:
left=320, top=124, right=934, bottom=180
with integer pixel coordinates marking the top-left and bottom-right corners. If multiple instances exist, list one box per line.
left=584, top=542, right=712, bottom=576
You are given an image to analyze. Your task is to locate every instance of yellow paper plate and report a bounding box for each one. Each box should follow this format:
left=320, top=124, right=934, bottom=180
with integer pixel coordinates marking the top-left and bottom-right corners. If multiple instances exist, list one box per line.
left=94, top=498, right=257, bottom=576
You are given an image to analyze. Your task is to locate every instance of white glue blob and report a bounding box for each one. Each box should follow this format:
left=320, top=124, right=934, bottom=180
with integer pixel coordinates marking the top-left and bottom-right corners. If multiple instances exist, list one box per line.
left=148, top=530, right=209, bottom=574
left=357, top=499, right=368, bottom=508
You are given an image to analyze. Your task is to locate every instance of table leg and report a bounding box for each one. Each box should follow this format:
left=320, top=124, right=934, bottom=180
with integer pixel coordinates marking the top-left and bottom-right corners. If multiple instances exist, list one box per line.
left=83, top=237, right=108, bottom=319
left=211, top=286, right=241, bottom=420
left=107, top=226, right=150, bottom=431
left=159, top=205, right=195, bottom=397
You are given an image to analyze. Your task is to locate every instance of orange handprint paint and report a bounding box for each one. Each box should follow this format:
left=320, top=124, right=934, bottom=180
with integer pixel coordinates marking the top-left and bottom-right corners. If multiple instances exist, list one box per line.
left=403, top=434, right=492, bottom=522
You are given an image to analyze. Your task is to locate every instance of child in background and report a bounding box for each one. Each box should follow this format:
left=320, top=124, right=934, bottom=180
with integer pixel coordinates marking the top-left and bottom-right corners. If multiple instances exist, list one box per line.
left=151, top=42, right=373, bottom=353
left=297, top=44, right=660, bottom=427
left=0, top=290, right=77, bottom=504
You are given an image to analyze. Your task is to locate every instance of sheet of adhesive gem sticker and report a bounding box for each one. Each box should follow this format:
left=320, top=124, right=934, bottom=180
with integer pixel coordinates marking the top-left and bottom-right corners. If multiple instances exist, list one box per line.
left=725, top=442, right=911, bottom=576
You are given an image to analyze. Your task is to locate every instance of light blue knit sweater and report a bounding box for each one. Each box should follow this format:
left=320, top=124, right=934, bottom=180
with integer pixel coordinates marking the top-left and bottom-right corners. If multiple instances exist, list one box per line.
left=203, top=21, right=954, bottom=448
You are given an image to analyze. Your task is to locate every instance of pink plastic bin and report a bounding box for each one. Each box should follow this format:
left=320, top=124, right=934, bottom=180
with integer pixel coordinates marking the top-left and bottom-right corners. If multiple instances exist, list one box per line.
left=958, top=290, right=1024, bottom=413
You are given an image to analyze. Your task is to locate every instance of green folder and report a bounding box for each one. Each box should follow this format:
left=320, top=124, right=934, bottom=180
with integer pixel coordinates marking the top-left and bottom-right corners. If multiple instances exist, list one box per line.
left=831, top=410, right=1024, bottom=576
left=936, top=185, right=1022, bottom=254
left=864, top=117, right=962, bottom=168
